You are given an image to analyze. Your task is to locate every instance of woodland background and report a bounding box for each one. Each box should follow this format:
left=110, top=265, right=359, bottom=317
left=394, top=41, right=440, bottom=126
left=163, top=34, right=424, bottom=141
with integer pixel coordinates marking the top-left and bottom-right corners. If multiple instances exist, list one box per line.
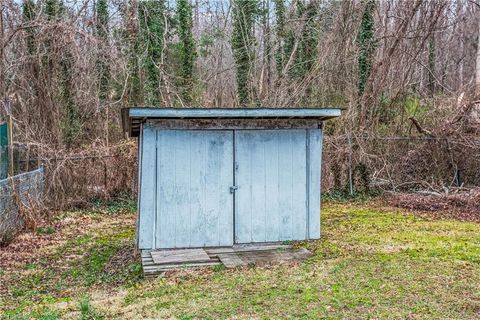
left=1, top=0, right=480, bottom=210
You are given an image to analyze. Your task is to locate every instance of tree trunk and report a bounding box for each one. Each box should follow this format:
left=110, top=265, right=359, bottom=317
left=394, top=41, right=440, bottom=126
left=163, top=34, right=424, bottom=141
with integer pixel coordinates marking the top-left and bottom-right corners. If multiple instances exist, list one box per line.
left=476, top=9, right=480, bottom=95
left=0, top=4, right=4, bottom=100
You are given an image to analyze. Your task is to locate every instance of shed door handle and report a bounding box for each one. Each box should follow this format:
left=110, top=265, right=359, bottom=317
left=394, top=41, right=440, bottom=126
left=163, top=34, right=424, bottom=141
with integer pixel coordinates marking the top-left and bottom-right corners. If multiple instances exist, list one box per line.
left=230, top=186, right=238, bottom=193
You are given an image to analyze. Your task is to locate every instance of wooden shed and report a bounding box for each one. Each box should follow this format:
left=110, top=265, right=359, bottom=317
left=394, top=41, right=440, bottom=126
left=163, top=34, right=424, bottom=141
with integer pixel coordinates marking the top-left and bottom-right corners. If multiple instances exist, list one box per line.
left=123, top=108, right=341, bottom=251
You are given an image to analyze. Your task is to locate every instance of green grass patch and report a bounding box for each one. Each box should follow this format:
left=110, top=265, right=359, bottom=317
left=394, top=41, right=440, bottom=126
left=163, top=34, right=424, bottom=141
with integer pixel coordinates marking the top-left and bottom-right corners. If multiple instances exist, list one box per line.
left=79, top=297, right=105, bottom=320
left=36, top=226, right=56, bottom=235
left=1, top=212, right=140, bottom=319
left=90, top=195, right=137, bottom=215
left=121, top=205, right=480, bottom=319
left=2, top=203, right=480, bottom=319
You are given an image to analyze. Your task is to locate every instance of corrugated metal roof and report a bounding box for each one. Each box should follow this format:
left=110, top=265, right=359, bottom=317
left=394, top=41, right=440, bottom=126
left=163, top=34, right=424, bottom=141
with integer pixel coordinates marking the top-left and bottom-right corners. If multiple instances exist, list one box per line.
left=122, top=107, right=342, bottom=137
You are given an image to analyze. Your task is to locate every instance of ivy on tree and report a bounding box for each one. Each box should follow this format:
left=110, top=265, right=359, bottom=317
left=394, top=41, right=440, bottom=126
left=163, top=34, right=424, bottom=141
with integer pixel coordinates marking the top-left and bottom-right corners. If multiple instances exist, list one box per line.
left=96, top=0, right=110, bottom=101
left=22, top=0, right=36, bottom=55
left=289, top=1, right=318, bottom=80
left=231, top=0, right=258, bottom=106
left=275, top=0, right=318, bottom=88
left=44, top=0, right=81, bottom=147
left=428, top=34, right=436, bottom=95
left=357, top=0, right=376, bottom=96
left=175, top=0, right=196, bottom=105
left=125, top=1, right=142, bottom=105
left=297, top=1, right=318, bottom=79
left=45, top=0, right=64, bottom=20
left=139, top=0, right=166, bottom=105
left=274, top=0, right=286, bottom=74
left=60, top=51, right=81, bottom=148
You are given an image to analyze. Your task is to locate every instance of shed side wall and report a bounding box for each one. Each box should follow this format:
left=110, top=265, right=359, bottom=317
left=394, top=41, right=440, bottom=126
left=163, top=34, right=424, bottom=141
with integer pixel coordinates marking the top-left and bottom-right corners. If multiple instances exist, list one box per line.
left=138, top=125, right=157, bottom=249
left=135, top=124, right=143, bottom=248
left=307, top=128, right=323, bottom=239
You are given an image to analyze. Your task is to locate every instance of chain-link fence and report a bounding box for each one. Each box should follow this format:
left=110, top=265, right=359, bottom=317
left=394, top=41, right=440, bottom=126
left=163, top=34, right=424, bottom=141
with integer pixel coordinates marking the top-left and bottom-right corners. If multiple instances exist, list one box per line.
left=7, top=142, right=138, bottom=210
left=0, top=168, right=44, bottom=244
left=2, top=134, right=479, bottom=216
left=322, top=134, right=480, bottom=194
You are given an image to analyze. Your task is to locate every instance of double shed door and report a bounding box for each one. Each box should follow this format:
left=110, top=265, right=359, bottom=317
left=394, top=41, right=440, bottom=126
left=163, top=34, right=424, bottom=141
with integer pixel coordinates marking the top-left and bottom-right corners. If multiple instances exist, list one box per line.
left=143, top=128, right=313, bottom=249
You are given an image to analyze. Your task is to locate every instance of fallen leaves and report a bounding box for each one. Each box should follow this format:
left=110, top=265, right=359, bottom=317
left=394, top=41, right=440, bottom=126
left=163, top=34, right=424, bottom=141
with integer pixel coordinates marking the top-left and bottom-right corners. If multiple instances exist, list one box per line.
left=385, top=188, right=480, bottom=222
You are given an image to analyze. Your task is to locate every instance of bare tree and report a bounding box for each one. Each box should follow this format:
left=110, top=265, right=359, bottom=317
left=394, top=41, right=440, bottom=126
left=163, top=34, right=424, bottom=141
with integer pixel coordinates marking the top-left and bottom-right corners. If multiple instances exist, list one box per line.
left=0, top=0, right=479, bottom=209
left=476, top=5, right=480, bottom=95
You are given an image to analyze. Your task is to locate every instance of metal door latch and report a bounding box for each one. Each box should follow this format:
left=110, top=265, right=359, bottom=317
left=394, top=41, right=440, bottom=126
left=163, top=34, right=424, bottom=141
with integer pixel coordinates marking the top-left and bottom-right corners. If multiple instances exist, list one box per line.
left=230, top=186, right=238, bottom=193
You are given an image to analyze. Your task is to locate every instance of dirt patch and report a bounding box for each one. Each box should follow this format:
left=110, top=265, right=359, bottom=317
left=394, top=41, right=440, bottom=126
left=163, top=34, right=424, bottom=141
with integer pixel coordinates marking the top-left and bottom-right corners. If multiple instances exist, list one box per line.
left=385, top=188, right=480, bottom=222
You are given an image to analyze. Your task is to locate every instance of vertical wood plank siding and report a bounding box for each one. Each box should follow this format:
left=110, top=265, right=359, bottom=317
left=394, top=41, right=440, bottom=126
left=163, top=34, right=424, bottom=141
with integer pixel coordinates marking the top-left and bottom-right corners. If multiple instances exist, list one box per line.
left=155, top=130, right=234, bottom=248
left=138, top=126, right=324, bottom=249
left=234, top=130, right=308, bottom=243
left=135, top=124, right=143, bottom=247
left=307, top=129, right=322, bottom=239
left=138, top=125, right=157, bottom=249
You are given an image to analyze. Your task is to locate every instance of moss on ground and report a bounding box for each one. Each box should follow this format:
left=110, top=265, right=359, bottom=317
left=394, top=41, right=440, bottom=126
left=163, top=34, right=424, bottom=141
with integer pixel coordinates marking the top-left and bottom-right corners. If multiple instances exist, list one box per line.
left=2, top=203, right=480, bottom=319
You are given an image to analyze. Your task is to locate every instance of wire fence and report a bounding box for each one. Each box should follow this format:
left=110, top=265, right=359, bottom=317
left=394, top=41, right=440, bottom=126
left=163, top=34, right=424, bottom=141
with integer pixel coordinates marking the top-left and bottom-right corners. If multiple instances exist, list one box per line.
left=0, top=167, right=44, bottom=244
left=3, top=134, right=479, bottom=211
left=322, top=134, right=480, bottom=194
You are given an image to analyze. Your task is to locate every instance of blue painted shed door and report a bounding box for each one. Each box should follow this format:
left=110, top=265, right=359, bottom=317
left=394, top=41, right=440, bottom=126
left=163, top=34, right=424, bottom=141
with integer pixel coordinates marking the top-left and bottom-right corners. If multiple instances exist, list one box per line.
left=234, top=130, right=308, bottom=243
left=155, top=130, right=234, bottom=248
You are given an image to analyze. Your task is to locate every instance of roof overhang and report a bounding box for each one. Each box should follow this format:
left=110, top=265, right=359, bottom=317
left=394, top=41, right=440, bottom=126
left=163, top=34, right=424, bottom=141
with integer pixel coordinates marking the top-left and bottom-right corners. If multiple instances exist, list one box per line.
left=122, top=107, right=342, bottom=137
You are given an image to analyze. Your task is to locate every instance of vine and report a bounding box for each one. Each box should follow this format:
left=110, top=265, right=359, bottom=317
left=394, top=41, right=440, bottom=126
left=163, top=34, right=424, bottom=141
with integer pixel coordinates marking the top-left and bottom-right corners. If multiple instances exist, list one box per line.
left=175, top=0, right=196, bottom=104
left=139, top=0, right=166, bottom=105
left=231, top=0, right=258, bottom=106
left=96, top=0, right=110, bottom=101
left=274, top=0, right=286, bottom=74
left=357, top=0, right=376, bottom=96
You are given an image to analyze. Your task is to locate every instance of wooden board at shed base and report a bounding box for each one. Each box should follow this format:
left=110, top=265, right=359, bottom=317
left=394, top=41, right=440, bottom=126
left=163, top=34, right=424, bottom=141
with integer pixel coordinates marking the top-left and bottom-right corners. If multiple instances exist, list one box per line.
left=141, top=244, right=313, bottom=278
left=141, top=249, right=221, bottom=278
left=217, top=247, right=312, bottom=268
left=151, top=248, right=211, bottom=264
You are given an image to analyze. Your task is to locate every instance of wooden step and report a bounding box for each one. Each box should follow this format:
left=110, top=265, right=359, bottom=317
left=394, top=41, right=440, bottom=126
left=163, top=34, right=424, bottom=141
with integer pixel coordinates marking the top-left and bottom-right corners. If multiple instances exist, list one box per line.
left=151, top=248, right=211, bottom=265
left=141, top=245, right=311, bottom=278
left=217, top=253, right=246, bottom=268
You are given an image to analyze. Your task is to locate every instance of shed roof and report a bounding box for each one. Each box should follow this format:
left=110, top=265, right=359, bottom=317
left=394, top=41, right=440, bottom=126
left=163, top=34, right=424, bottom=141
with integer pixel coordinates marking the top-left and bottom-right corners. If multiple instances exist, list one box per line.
left=122, top=107, right=342, bottom=137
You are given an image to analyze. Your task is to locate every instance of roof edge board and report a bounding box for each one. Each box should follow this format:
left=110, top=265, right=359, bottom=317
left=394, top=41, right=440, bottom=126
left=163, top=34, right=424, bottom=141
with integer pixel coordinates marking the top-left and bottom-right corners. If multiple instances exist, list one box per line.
left=128, top=108, right=342, bottom=119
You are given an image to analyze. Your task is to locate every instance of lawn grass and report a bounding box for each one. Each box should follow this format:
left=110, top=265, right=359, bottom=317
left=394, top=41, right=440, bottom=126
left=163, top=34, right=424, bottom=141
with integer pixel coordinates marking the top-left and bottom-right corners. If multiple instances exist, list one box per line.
left=1, top=202, right=479, bottom=319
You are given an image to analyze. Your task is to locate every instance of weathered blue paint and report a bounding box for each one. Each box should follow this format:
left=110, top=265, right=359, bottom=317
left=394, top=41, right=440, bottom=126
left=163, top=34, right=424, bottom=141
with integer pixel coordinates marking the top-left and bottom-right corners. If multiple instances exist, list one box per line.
left=138, top=125, right=156, bottom=249
left=0, top=123, right=8, bottom=179
left=132, top=108, right=340, bottom=250
left=234, top=130, right=308, bottom=243
left=135, top=123, right=143, bottom=247
left=307, top=129, right=323, bottom=239
left=154, top=130, right=234, bottom=249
